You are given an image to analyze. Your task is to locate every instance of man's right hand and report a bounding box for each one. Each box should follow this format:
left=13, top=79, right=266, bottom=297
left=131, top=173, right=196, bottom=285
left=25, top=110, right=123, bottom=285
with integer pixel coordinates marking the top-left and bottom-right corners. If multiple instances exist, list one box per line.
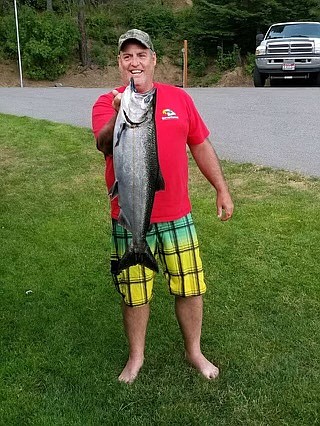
left=112, top=90, right=122, bottom=112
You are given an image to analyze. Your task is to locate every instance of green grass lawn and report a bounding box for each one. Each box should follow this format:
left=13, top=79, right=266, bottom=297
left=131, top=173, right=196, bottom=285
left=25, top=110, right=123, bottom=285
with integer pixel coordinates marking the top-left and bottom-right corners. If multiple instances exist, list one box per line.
left=1, top=113, right=319, bottom=425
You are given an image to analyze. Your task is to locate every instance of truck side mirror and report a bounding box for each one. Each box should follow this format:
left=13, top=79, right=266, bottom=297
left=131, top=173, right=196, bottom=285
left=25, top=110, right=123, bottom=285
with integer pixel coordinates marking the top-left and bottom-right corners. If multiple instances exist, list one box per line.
left=256, top=33, right=264, bottom=46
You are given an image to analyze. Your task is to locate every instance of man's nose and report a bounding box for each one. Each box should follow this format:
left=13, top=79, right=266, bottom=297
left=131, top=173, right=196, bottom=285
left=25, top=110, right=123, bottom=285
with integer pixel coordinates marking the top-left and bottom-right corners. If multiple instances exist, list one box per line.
left=131, top=56, right=139, bottom=66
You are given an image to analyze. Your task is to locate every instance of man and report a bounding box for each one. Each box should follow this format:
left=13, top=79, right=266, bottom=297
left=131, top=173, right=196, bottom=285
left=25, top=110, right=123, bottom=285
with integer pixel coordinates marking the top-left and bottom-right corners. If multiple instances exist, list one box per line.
left=92, top=29, right=234, bottom=384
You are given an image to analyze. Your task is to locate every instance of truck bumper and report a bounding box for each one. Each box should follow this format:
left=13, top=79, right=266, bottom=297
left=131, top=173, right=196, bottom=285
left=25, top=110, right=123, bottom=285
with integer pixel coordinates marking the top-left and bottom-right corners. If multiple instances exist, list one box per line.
left=256, top=55, right=320, bottom=75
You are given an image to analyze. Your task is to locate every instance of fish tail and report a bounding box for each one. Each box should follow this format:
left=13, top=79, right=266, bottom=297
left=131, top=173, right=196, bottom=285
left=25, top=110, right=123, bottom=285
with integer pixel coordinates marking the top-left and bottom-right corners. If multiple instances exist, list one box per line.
left=117, top=244, right=158, bottom=274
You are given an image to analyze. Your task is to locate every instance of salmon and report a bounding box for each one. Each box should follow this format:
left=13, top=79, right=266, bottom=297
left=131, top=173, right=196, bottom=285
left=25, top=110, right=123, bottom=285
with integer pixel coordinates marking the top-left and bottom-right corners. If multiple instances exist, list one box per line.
left=110, top=78, right=165, bottom=274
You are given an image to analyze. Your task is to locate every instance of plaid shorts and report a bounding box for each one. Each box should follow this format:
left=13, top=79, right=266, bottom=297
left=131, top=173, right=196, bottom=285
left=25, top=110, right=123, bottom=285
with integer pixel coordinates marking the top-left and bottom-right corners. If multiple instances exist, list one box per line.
left=110, top=213, right=206, bottom=306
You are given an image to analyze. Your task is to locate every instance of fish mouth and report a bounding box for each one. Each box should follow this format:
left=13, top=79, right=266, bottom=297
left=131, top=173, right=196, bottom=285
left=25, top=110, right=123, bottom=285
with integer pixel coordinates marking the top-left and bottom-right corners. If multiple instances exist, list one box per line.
left=129, top=77, right=137, bottom=93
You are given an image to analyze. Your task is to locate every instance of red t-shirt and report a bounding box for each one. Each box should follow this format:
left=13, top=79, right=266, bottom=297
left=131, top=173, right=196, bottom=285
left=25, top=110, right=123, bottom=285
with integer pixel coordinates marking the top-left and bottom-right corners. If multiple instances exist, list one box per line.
left=92, top=82, right=209, bottom=223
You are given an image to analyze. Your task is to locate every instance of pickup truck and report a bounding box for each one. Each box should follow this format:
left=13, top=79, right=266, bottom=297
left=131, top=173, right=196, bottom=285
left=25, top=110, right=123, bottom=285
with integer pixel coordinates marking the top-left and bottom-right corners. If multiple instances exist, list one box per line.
left=254, top=21, right=320, bottom=87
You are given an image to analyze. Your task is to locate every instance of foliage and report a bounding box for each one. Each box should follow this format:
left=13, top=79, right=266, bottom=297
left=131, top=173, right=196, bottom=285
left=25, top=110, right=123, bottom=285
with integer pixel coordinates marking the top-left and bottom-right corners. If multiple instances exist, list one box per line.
left=6, top=0, right=77, bottom=13
left=216, top=44, right=241, bottom=72
left=0, top=6, right=37, bottom=60
left=1, top=114, right=320, bottom=424
left=190, top=0, right=320, bottom=54
left=1, top=0, right=320, bottom=79
left=244, top=52, right=256, bottom=75
left=0, top=6, right=78, bottom=80
left=113, top=0, right=177, bottom=59
left=86, top=12, right=117, bottom=45
left=188, top=49, right=209, bottom=77
left=90, top=41, right=117, bottom=67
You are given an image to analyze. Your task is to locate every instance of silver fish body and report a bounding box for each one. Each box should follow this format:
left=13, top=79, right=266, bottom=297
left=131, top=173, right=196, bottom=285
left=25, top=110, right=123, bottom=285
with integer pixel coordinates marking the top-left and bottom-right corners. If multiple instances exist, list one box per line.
left=110, top=79, right=165, bottom=274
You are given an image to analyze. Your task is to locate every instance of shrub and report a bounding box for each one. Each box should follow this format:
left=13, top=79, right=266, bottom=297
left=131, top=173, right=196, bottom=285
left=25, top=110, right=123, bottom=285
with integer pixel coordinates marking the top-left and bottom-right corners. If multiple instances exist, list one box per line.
left=216, top=44, right=241, bottom=72
left=0, top=6, right=37, bottom=59
left=189, top=50, right=209, bottom=77
left=90, top=41, right=113, bottom=67
left=86, top=13, right=117, bottom=45
left=0, top=6, right=79, bottom=80
left=244, top=52, right=256, bottom=75
left=23, top=13, right=78, bottom=80
left=133, top=5, right=176, bottom=39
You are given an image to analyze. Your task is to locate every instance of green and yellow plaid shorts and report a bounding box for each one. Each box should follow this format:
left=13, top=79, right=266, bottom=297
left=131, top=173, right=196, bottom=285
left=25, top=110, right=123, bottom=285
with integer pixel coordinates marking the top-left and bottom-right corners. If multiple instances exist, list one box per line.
left=110, top=213, right=206, bottom=306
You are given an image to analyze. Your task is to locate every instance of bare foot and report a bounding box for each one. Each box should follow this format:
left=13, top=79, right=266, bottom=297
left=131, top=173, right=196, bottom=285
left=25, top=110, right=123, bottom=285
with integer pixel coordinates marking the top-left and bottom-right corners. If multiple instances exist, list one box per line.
left=186, top=352, right=220, bottom=380
left=118, top=357, right=144, bottom=384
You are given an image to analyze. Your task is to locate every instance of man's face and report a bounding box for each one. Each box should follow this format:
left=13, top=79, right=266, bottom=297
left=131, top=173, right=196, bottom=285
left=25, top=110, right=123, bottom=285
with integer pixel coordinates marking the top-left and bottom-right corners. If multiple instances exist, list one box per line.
left=118, top=42, right=157, bottom=93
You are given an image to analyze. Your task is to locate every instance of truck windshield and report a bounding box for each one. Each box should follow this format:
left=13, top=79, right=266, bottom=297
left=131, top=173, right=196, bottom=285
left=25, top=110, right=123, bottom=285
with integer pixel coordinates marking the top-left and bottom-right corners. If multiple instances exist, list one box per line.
left=266, top=23, right=320, bottom=39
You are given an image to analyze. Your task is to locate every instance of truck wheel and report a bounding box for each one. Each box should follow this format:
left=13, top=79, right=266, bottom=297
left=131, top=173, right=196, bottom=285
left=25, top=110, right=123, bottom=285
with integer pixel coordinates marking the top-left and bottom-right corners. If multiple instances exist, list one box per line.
left=315, top=72, right=320, bottom=87
left=253, top=66, right=266, bottom=87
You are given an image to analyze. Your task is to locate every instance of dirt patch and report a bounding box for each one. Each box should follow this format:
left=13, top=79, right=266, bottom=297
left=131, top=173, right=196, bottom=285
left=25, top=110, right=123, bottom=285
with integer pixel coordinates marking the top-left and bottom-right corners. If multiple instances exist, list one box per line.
left=216, top=66, right=253, bottom=87
left=0, top=59, right=252, bottom=88
left=0, top=58, right=183, bottom=88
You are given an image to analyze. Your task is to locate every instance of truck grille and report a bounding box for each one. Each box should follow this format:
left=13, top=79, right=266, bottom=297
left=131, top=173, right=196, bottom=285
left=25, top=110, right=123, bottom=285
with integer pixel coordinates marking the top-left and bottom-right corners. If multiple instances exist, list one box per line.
left=267, top=41, right=314, bottom=54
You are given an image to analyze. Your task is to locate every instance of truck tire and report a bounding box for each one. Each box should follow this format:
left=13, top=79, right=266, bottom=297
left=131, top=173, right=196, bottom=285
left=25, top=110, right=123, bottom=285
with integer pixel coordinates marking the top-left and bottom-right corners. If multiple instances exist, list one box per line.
left=253, top=66, right=266, bottom=87
left=315, top=72, right=320, bottom=87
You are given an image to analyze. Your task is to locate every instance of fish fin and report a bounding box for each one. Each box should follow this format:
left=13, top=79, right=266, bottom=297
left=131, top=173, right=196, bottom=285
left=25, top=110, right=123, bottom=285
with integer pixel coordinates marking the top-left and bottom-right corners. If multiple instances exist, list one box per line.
left=117, top=244, right=159, bottom=274
left=115, top=123, right=126, bottom=147
left=108, top=181, right=118, bottom=200
left=118, top=211, right=131, bottom=231
left=155, top=170, right=165, bottom=191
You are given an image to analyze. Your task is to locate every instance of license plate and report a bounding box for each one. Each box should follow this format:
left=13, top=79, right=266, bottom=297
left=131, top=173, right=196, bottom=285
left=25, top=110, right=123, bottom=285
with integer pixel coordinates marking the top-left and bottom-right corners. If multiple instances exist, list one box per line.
left=282, top=62, right=295, bottom=71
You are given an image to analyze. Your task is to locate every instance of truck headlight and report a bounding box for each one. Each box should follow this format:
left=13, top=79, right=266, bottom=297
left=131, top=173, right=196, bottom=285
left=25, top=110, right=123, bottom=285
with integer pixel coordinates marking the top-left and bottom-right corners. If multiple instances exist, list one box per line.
left=255, top=47, right=266, bottom=55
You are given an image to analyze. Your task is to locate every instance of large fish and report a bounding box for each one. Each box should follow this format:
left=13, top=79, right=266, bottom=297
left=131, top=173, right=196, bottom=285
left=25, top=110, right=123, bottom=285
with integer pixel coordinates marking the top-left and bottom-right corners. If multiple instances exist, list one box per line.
left=110, top=78, right=165, bottom=274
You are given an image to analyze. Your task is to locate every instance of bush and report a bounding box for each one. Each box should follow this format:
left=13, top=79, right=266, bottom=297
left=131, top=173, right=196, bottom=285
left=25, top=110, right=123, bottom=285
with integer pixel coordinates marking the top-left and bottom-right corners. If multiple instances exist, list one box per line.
left=216, top=44, right=241, bottom=72
left=133, top=5, right=176, bottom=39
left=90, top=41, right=118, bottom=67
left=86, top=13, right=117, bottom=45
left=0, top=6, right=79, bottom=80
left=0, top=6, right=37, bottom=59
left=24, top=13, right=78, bottom=80
left=115, top=1, right=177, bottom=59
left=244, top=52, right=256, bottom=75
left=189, top=50, right=209, bottom=77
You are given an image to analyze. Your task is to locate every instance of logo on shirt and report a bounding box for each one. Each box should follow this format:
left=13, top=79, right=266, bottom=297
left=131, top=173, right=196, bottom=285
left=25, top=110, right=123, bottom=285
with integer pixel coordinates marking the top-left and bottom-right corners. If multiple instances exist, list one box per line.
left=161, top=109, right=179, bottom=120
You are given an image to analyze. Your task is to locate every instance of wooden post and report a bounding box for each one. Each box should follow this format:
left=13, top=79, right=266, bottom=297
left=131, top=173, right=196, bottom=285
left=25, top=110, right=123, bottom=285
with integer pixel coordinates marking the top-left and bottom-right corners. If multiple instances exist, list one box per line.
left=183, top=39, right=188, bottom=88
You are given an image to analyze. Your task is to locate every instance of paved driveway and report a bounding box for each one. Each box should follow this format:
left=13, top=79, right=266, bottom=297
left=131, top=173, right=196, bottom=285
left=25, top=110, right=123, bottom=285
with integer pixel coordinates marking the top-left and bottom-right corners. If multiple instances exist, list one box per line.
left=0, top=86, right=319, bottom=177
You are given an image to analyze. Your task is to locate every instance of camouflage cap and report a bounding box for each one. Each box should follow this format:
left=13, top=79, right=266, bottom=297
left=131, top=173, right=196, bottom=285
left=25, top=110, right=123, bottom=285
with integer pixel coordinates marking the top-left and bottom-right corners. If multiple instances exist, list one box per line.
left=118, top=29, right=154, bottom=52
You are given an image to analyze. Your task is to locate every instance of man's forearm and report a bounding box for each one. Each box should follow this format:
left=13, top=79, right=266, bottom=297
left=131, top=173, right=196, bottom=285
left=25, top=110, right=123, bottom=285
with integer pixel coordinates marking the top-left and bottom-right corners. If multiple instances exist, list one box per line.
left=189, top=138, right=228, bottom=192
left=97, top=114, right=117, bottom=156
left=189, top=138, right=234, bottom=220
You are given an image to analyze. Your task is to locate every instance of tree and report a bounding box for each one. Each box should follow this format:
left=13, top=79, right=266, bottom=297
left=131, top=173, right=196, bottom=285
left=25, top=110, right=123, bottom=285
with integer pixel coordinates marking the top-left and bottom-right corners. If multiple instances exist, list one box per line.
left=189, top=0, right=320, bottom=55
left=78, top=0, right=89, bottom=66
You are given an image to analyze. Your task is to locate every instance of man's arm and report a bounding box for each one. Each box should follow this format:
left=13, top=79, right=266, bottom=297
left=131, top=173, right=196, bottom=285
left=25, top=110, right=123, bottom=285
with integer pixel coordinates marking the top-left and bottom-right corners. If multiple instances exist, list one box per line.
left=96, top=114, right=117, bottom=157
left=96, top=90, right=122, bottom=157
left=189, top=138, right=234, bottom=221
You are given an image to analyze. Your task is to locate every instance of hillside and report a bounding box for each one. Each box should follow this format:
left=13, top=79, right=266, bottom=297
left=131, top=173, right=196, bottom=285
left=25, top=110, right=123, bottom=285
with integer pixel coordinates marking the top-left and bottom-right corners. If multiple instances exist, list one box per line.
left=0, top=59, right=253, bottom=88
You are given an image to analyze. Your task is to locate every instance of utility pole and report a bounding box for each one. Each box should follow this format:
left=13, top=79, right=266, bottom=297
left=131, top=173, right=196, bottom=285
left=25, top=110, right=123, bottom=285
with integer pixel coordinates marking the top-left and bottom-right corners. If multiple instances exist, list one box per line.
left=13, top=0, right=23, bottom=88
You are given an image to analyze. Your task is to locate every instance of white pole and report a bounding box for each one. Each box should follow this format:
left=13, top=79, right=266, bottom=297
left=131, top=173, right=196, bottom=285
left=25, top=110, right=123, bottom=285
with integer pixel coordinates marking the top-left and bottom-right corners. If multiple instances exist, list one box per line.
left=14, top=0, right=23, bottom=88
